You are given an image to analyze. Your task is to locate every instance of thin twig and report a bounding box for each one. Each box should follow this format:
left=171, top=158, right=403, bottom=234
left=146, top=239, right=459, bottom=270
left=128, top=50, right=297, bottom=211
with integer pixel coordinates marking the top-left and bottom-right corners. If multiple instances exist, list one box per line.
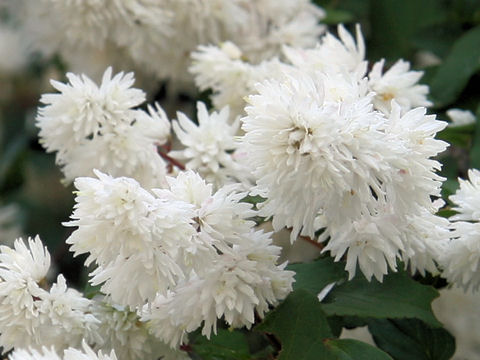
left=158, top=149, right=186, bottom=170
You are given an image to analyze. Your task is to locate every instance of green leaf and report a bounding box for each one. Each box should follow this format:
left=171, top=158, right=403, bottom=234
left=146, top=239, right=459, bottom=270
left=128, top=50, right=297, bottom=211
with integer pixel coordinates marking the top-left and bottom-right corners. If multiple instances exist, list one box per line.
left=369, top=0, right=448, bottom=60
left=322, top=8, right=355, bottom=25
left=368, top=319, right=455, bottom=360
left=83, top=282, right=102, bottom=300
left=321, top=271, right=442, bottom=328
left=429, top=25, right=480, bottom=107
left=257, top=289, right=333, bottom=360
left=324, top=339, right=393, bottom=360
left=193, top=329, right=251, bottom=360
left=257, top=290, right=392, bottom=360
left=288, top=257, right=347, bottom=295
left=469, top=104, right=480, bottom=169
left=437, top=124, right=474, bottom=147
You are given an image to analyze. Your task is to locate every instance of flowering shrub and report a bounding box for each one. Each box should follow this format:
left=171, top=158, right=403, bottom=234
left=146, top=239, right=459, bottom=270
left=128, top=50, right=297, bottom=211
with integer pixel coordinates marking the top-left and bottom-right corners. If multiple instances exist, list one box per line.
left=1, top=0, right=480, bottom=359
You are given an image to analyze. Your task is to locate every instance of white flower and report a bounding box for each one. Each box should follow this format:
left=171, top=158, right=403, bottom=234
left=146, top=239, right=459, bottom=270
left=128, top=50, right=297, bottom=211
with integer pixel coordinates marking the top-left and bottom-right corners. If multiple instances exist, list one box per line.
left=241, top=65, right=447, bottom=280
left=156, top=171, right=256, bottom=257
left=400, top=203, right=450, bottom=276
left=9, top=347, right=62, bottom=360
left=169, top=102, right=242, bottom=187
left=450, top=169, right=480, bottom=221
left=37, top=67, right=145, bottom=153
left=141, top=231, right=294, bottom=348
left=0, top=237, right=98, bottom=352
left=190, top=42, right=284, bottom=115
left=368, top=59, right=431, bottom=115
left=282, top=24, right=366, bottom=75
left=37, top=68, right=169, bottom=187
left=37, top=275, right=99, bottom=349
left=64, top=341, right=118, bottom=360
left=65, top=171, right=196, bottom=307
left=442, top=169, right=480, bottom=291
left=447, top=108, right=476, bottom=127
left=442, top=221, right=480, bottom=291
left=241, top=70, right=393, bottom=240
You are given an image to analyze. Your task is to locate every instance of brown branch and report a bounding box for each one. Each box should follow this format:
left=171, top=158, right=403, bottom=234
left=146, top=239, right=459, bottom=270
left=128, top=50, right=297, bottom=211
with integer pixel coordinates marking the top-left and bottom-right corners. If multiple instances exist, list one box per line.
left=158, top=149, right=186, bottom=170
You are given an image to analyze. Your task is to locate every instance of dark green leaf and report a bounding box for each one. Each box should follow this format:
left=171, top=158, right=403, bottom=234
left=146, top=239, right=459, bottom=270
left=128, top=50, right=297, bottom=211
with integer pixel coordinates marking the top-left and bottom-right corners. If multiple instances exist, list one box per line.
left=469, top=104, right=480, bottom=169
left=429, top=26, right=480, bottom=107
left=368, top=319, right=455, bottom=360
left=257, top=289, right=334, bottom=360
left=321, top=271, right=441, bottom=328
left=193, top=329, right=251, bottom=360
left=437, top=125, right=474, bottom=147
left=258, top=290, right=392, bottom=360
left=369, top=0, right=448, bottom=60
left=324, top=338, right=393, bottom=360
left=288, top=257, right=347, bottom=295
left=322, top=8, right=355, bottom=25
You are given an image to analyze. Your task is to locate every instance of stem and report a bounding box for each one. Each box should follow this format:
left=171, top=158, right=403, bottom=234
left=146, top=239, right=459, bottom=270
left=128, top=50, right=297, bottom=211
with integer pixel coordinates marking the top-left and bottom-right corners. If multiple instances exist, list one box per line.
left=158, top=148, right=186, bottom=170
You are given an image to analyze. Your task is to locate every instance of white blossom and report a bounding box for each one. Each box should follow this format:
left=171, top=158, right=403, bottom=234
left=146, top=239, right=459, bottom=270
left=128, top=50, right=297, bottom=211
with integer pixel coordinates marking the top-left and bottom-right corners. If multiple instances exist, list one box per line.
left=90, top=298, right=187, bottom=360
left=447, top=108, right=476, bottom=128
left=141, top=231, right=294, bottom=348
left=368, top=59, right=431, bottom=115
left=65, top=170, right=196, bottom=307
left=36, top=68, right=169, bottom=187
left=442, top=169, right=480, bottom=291
left=0, top=237, right=98, bottom=352
left=169, top=102, right=244, bottom=187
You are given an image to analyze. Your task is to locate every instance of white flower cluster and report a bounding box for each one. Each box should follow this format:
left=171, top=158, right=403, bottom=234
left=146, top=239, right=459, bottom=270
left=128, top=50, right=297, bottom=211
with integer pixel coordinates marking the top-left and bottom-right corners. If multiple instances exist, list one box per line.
left=36, top=68, right=170, bottom=188
left=3, top=2, right=474, bottom=356
left=17, top=0, right=325, bottom=82
left=169, top=101, right=251, bottom=188
left=236, top=25, right=450, bottom=281
left=65, top=170, right=294, bottom=347
left=0, top=236, right=189, bottom=360
left=192, top=25, right=432, bottom=118
left=0, top=236, right=97, bottom=352
left=442, top=169, right=480, bottom=291
left=9, top=342, right=117, bottom=360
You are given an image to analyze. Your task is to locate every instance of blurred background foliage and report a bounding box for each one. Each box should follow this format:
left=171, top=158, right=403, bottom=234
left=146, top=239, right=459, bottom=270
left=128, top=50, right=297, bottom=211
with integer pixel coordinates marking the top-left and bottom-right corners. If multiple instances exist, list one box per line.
left=1, top=0, right=480, bottom=286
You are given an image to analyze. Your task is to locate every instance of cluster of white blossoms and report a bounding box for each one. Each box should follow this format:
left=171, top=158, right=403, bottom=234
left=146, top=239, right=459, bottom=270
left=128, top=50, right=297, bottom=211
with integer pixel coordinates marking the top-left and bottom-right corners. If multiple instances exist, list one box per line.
left=9, top=342, right=117, bottom=360
left=65, top=170, right=293, bottom=347
left=442, top=169, right=480, bottom=291
left=169, top=101, right=251, bottom=188
left=234, top=25, right=450, bottom=281
left=0, top=237, right=98, bottom=352
left=4, top=0, right=480, bottom=356
left=36, top=68, right=171, bottom=188
left=13, top=0, right=325, bottom=82
left=0, top=236, right=195, bottom=360
left=191, top=25, right=432, bottom=118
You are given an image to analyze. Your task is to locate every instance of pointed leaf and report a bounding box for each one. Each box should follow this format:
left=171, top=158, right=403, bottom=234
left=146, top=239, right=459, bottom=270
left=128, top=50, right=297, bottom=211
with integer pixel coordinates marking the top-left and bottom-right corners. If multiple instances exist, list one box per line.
left=429, top=25, right=480, bottom=107
left=193, top=329, right=251, bottom=360
left=368, top=319, right=455, bottom=360
left=324, top=339, right=393, bottom=360
left=321, top=271, right=441, bottom=328
left=288, top=257, right=347, bottom=296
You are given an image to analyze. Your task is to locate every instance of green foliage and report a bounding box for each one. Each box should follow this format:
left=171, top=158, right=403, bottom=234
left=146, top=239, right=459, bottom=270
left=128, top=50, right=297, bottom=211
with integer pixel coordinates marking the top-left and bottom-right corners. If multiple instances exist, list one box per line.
left=368, top=319, right=456, bottom=360
left=429, top=26, right=480, bottom=108
left=257, top=289, right=393, bottom=359
left=321, top=271, right=441, bottom=328
left=191, top=329, right=251, bottom=360
left=469, top=104, right=480, bottom=169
